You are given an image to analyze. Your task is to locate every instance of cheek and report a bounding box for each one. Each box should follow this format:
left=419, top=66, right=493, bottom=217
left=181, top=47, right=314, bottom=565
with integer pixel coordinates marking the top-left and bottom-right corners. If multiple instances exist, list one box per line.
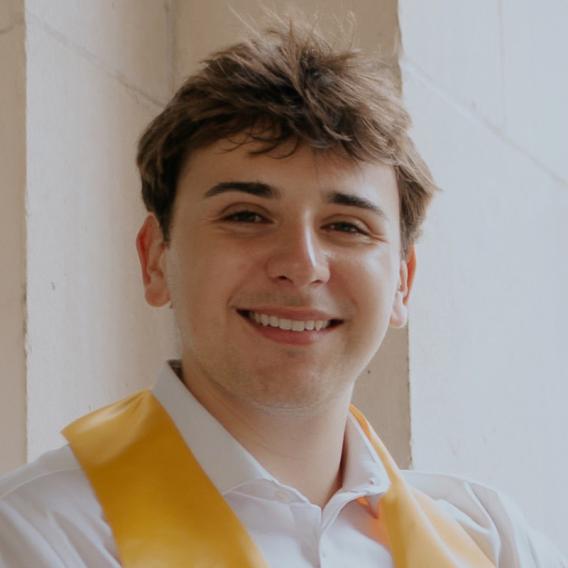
left=336, top=251, right=398, bottom=311
left=179, top=242, right=255, bottom=320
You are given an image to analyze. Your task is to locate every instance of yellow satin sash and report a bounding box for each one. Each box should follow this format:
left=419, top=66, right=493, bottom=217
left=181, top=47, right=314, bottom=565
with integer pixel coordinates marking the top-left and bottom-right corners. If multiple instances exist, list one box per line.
left=63, top=390, right=495, bottom=568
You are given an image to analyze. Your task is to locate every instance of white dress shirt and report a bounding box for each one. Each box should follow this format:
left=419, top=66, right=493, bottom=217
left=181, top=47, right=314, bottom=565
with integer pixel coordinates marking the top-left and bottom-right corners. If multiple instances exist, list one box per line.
left=0, top=363, right=566, bottom=567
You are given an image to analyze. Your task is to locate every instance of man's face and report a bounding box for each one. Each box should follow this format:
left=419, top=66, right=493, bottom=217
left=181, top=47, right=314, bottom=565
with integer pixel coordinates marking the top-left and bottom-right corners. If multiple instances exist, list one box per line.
left=139, top=139, right=414, bottom=412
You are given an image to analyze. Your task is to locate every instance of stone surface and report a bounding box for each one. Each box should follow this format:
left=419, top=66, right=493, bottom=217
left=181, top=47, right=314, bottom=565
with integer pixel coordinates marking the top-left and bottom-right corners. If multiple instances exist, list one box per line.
left=175, top=0, right=399, bottom=83
left=399, top=0, right=504, bottom=128
left=0, top=19, right=26, bottom=473
left=353, top=327, right=411, bottom=468
left=502, top=0, right=568, bottom=183
left=402, top=59, right=568, bottom=554
left=25, top=18, right=176, bottom=458
left=26, top=0, right=173, bottom=103
left=0, top=0, right=22, bottom=30
left=399, top=0, right=568, bottom=551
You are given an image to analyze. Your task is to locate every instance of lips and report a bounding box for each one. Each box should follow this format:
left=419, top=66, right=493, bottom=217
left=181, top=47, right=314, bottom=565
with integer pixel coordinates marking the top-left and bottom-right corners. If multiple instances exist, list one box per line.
left=237, top=309, right=343, bottom=333
left=237, top=308, right=343, bottom=346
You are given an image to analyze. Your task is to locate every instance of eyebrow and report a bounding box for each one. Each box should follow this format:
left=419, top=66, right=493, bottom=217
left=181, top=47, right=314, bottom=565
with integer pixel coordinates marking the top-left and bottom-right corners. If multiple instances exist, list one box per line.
left=326, top=191, right=387, bottom=220
left=204, top=181, right=280, bottom=199
left=203, top=181, right=387, bottom=219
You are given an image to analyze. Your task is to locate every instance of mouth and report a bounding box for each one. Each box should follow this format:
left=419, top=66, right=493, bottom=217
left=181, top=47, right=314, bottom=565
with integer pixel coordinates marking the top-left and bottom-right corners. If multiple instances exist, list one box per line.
left=237, top=310, right=343, bottom=331
left=237, top=310, right=343, bottom=346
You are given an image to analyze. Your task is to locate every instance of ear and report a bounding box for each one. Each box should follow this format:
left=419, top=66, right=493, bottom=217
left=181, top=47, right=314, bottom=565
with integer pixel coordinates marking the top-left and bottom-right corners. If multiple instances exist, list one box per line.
left=136, top=214, right=171, bottom=307
left=389, top=244, right=417, bottom=329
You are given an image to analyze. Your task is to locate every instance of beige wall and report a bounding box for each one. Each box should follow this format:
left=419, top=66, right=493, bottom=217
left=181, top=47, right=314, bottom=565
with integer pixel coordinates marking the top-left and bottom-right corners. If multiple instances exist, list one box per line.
left=174, top=0, right=398, bottom=82
left=400, top=0, right=568, bottom=553
left=174, top=0, right=409, bottom=467
left=0, top=0, right=26, bottom=473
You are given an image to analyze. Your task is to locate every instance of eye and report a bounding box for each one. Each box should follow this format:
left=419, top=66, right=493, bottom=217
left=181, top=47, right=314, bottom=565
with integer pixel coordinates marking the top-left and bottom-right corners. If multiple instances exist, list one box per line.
left=326, top=221, right=368, bottom=235
left=222, top=210, right=267, bottom=224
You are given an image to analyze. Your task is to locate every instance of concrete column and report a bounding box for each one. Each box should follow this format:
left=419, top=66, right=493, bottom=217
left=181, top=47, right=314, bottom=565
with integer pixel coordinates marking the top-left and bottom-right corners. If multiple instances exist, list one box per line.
left=23, top=0, right=179, bottom=460
left=0, top=0, right=26, bottom=473
left=400, top=0, right=568, bottom=552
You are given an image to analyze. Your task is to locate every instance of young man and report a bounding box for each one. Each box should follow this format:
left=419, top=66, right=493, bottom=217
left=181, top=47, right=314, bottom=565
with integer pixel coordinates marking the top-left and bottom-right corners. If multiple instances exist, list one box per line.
left=0, top=21, right=565, bottom=568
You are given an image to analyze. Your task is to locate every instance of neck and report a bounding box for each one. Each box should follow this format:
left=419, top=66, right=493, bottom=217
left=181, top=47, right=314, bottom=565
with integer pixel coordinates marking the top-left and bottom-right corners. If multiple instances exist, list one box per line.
left=179, top=360, right=353, bottom=508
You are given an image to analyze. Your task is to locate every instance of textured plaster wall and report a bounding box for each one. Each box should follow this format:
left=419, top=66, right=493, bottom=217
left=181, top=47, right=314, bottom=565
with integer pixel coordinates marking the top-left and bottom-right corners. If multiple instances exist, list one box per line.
left=0, top=0, right=26, bottom=473
left=400, top=0, right=568, bottom=552
left=24, top=0, right=177, bottom=460
left=174, top=0, right=399, bottom=84
left=174, top=0, right=410, bottom=467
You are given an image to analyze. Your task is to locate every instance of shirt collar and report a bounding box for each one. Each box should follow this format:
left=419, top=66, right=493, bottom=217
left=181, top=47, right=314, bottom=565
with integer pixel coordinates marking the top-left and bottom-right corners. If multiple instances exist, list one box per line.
left=152, top=361, right=275, bottom=494
left=151, top=361, right=390, bottom=505
left=342, top=412, right=390, bottom=496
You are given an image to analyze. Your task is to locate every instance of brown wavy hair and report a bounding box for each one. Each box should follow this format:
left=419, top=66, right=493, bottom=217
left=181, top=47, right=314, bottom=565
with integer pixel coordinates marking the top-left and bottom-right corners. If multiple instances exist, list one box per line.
left=137, top=19, right=437, bottom=256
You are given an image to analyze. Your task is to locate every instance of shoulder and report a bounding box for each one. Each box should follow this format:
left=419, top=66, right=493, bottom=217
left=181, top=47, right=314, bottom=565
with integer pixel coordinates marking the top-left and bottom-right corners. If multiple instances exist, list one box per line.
left=0, top=445, right=100, bottom=523
left=402, top=469, right=567, bottom=568
left=0, top=446, right=118, bottom=567
left=1, top=445, right=81, bottom=497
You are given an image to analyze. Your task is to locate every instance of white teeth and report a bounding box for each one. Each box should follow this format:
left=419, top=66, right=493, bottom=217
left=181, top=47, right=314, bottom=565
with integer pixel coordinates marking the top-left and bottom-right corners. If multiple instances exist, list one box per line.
left=291, top=320, right=304, bottom=332
left=248, top=311, right=332, bottom=332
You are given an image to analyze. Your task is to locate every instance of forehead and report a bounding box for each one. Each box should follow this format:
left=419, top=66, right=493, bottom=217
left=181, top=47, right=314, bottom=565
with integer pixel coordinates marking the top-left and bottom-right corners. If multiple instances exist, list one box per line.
left=177, top=138, right=400, bottom=216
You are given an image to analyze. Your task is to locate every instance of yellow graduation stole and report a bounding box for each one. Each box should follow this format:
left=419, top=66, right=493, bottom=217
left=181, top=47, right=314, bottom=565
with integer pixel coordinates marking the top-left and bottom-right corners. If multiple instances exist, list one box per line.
left=63, top=390, right=495, bottom=568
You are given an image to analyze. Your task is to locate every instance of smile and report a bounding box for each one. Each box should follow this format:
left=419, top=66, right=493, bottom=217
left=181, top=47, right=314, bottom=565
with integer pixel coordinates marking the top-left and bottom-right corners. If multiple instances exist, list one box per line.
left=252, top=310, right=335, bottom=332
left=239, top=310, right=342, bottom=333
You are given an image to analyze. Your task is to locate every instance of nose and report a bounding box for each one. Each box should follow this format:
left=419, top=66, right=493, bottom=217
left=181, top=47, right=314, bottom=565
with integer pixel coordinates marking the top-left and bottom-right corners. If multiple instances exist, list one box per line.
left=265, top=222, right=330, bottom=288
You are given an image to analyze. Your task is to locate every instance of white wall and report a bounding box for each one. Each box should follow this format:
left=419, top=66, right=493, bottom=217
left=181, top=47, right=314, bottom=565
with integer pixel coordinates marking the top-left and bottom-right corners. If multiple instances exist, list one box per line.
left=400, top=0, right=568, bottom=553
left=22, top=0, right=177, bottom=462
left=0, top=0, right=26, bottom=473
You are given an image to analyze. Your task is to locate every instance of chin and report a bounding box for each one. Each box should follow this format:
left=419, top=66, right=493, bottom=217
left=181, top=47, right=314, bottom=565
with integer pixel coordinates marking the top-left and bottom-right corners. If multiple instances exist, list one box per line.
left=231, top=370, right=350, bottom=415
